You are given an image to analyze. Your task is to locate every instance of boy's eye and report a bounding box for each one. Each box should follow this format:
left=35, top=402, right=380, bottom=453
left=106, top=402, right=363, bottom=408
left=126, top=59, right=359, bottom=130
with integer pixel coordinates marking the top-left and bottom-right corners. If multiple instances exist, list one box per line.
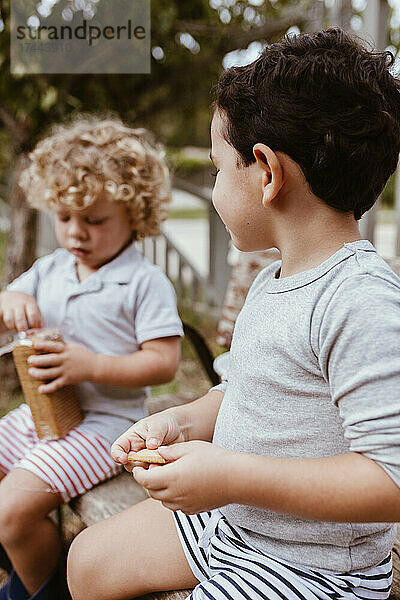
left=57, top=215, right=70, bottom=223
left=85, top=217, right=107, bottom=225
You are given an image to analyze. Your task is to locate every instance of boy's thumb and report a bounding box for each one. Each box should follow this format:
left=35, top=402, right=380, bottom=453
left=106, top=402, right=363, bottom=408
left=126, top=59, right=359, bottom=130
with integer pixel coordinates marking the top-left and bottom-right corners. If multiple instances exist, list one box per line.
left=157, top=443, right=185, bottom=462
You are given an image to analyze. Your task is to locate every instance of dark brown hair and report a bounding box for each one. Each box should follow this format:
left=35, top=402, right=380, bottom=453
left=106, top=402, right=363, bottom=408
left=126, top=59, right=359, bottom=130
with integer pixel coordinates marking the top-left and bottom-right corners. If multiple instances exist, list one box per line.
left=213, top=27, right=400, bottom=219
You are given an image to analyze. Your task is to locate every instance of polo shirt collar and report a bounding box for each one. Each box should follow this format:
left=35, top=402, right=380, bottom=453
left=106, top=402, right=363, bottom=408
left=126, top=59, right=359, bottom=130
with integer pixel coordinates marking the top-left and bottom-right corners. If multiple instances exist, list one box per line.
left=99, top=242, right=142, bottom=283
left=61, top=242, right=142, bottom=285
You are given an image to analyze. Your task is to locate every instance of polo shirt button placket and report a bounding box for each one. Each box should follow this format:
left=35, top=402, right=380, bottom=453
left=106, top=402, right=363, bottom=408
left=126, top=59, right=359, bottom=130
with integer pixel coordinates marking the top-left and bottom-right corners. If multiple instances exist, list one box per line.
left=61, top=316, right=75, bottom=336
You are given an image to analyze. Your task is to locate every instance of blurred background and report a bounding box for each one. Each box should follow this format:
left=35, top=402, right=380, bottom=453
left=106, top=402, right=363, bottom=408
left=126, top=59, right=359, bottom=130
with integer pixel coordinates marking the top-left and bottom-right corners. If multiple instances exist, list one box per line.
left=0, top=0, right=399, bottom=402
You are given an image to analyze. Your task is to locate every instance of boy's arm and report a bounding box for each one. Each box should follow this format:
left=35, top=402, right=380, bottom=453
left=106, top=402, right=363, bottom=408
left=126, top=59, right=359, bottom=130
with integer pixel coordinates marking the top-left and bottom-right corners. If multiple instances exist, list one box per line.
left=91, top=336, right=181, bottom=387
left=134, top=441, right=400, bottom=521
left=227, top=450, right=400, bottom=522
left=28, top=335, right=182, bottom=393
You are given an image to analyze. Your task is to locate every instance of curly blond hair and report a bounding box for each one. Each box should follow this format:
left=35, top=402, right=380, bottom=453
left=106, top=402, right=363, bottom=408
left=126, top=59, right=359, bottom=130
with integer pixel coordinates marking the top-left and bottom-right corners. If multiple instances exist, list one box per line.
left=19, top=116, right=171, bottom=240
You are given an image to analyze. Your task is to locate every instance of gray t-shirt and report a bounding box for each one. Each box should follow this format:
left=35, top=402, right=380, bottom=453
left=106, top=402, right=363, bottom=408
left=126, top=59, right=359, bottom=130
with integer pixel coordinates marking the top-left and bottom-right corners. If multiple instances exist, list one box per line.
left=213, top=240, right=400, bottom=572
left=8, top=243, right=183, bottom=443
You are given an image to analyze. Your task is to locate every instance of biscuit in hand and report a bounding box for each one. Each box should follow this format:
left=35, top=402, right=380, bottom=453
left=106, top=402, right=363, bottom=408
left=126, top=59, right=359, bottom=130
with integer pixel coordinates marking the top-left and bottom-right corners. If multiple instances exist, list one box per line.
left=127, top=449, right=166, bottom=465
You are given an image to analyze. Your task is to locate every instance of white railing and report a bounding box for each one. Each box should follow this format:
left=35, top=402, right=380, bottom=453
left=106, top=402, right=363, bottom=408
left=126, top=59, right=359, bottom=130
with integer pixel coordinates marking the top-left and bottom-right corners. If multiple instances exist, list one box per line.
left=138, top=177, right=231, bottom=310
left=138, top=232, right=211, bottom=309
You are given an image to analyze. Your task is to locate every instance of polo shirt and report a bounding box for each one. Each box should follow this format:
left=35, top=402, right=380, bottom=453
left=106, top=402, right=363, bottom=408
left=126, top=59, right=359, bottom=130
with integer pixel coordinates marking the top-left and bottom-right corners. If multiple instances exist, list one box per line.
left=8, top=243, right=183, bottom=442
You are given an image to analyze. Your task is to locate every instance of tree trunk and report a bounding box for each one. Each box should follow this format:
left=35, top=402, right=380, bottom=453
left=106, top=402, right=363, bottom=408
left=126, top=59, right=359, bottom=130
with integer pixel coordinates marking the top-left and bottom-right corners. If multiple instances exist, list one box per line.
left=0, top=153, right=38, bottom=398
left=303, top=0, right=326, bottom=33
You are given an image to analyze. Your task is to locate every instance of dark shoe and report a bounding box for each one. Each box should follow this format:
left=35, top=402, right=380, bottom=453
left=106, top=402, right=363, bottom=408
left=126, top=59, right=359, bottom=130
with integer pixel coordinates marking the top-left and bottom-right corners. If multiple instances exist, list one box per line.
left=0, top=545, right=11, bottom=573
left=28, top=571, right=59, bottom=600
left=1, top=568, right=60, bottom=600
left=0, top=569, right=28, bottom=600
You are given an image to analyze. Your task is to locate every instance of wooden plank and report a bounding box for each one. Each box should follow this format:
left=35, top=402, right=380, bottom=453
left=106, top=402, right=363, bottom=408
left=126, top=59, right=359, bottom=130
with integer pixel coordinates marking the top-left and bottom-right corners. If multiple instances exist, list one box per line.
left=137, top=590, right=193, bottom=600
left=69, top=471, right=148, bottom=527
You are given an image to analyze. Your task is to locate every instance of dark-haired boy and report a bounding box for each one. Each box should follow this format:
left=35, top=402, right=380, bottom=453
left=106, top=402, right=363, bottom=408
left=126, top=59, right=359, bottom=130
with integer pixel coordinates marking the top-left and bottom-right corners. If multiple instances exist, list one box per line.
left=68, top=28, right=400, bottom=600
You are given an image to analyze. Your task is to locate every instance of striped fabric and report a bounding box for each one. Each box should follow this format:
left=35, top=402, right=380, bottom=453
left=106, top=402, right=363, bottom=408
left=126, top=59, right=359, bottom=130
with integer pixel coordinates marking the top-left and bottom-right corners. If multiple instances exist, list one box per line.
left=0, top=403, right=121, bottom=502
left=174, top=510, right=393, bottom=600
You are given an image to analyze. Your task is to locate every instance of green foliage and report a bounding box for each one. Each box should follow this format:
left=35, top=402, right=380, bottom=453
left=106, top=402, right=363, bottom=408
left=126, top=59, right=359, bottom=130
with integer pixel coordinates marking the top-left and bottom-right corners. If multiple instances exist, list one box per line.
left=0, top=0, right=224, bottom=158
left=168, top=208, right=207, bottom=219
left=166, top=147, right=211, bottom=175
left=151, top=379, right=180, bottom=397
left=0, top=230, right=8, bottom=277
left=0, top=0, right=398, bottom=196
left=0, top=391, right=23, bottom=419
left=380, top=173, right=395, bottom=209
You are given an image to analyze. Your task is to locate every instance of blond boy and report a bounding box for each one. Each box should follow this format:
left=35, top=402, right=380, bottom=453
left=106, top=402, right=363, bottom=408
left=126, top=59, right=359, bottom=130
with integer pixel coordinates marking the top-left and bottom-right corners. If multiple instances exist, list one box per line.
left=0, top=118, right=182, bottom=599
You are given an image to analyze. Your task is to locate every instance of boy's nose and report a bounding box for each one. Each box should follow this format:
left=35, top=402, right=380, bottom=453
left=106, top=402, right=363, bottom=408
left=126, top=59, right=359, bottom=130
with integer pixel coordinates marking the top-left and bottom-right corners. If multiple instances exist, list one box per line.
left=68, top=218, right=87, bottom=240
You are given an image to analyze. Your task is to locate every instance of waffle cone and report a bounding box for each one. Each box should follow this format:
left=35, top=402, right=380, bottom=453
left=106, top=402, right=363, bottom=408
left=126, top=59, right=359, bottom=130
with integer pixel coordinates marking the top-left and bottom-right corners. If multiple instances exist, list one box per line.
left=12, top=341, right=83, bottom=440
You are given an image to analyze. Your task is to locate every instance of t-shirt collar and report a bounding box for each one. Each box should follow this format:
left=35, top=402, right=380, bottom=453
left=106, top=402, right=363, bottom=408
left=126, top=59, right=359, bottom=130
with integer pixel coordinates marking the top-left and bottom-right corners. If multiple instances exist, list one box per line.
left=265, top=240, right=376, bottom=294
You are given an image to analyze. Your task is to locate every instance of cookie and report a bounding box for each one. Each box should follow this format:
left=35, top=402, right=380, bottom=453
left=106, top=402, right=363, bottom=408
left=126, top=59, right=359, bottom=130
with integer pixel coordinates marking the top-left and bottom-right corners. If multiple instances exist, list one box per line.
left=127, top=449, right=166, bottom=464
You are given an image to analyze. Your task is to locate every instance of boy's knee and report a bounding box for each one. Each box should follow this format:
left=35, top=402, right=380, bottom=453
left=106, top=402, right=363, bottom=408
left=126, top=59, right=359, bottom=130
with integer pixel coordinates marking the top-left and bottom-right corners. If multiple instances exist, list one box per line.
left=0, top=490, right=31, bottom=545
left=67, top=528, right=101, bottom=600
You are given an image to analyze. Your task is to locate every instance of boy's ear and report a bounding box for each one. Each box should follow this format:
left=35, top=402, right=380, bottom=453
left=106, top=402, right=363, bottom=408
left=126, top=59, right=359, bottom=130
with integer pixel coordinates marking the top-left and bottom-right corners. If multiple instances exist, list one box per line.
left=253, top=143, right=283, bottom=207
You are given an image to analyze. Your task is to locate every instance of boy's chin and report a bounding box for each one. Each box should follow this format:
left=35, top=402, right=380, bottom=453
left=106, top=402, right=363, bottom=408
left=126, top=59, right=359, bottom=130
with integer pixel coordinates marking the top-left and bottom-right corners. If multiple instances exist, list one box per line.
left=231, top=237, right=272, bottom=254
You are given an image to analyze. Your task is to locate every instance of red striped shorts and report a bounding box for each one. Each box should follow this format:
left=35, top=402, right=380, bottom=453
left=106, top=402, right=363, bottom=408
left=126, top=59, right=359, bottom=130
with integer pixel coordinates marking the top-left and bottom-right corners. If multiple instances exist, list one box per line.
left=0, top=403, right=122, bottom=502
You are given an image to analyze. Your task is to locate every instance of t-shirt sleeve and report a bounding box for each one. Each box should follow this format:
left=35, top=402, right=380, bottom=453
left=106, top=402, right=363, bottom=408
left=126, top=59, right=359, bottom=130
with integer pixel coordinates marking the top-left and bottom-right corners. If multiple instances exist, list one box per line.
left=134, top=267, right=183, bottom=344
left=318, top=274, right=400, bottom=487
left=209, top=381, right=227, bottom=394
left=7, top=261, right=40, bottom=297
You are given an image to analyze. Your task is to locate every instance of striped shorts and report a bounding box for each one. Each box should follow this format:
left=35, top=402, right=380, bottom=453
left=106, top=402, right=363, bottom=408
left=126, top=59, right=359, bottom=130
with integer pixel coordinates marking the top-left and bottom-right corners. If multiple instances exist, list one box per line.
left=0, top=403, right=121, bottom=502
left=173, top=510, right=393, bottom=600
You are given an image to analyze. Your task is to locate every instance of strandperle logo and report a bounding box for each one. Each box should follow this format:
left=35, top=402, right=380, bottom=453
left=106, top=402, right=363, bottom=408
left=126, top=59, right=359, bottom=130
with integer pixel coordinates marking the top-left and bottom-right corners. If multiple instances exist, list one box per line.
left=16, top=19, right=146, bottom=47
left=11, top=0, right=150, bottom=74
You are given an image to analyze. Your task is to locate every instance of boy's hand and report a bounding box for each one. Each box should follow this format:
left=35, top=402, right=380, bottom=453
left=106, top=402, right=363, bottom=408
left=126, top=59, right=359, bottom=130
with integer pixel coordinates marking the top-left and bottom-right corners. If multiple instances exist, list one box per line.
left=132, top=441, right=235, bottom=514
left=0, top=291, right=44, bottom=331
left=27, top=339, right=96, bottom=392
left=111, top=413, right=186, bottom=469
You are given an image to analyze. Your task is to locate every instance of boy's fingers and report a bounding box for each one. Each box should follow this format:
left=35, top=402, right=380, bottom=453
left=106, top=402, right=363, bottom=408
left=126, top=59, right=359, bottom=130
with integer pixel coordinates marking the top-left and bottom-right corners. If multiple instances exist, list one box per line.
left=38, top=377, right=64, bottom=394
left=111, top=446, right=128, bottom=465
left=33, top=340, right=64, bottom=353
left=2, top=311, right=16, bottom=331
left=28, top=366, right=61, bottom=381
left=125, top=460, right=150, bottom=472
left=110, top=439, right=131, bottom=463
left=146, top=430, right=165, bottom=449
left=25, top=303, right=43, bottom=329
left=14, top=307, right=29, bottom=331
left=132, top=466, right=167, bottom=490
left=145, top=420, right=173, bottom=449
left=158, top=443, right=187, bottom=461
left=28, top=353, right=61, bottom=367
left=111, top=420, right=154, bottom=464
left=111, top=434, right=145, bottom=463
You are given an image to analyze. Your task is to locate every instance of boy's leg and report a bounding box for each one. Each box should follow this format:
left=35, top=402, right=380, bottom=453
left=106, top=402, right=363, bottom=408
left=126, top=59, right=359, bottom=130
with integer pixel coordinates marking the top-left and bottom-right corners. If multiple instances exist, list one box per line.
left=0, top=467, right=62, bottom=596
left=0, top=470, right=11, bottom=574
left=67, top=497, right=199, bottom=600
